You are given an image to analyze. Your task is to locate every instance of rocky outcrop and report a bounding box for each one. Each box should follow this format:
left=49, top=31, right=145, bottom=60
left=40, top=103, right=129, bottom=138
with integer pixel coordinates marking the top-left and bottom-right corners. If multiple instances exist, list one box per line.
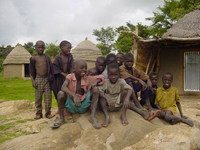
left=0, top=100, right=200, bottom=150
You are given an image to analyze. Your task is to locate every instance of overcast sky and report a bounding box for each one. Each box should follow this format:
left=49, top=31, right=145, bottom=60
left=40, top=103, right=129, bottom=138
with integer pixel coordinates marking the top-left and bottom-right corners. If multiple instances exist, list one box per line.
left=0, top=0, right=163, bottom=47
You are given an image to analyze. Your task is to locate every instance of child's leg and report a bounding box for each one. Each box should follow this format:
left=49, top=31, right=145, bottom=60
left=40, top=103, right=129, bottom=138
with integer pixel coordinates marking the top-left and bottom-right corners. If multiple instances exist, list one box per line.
left=99, top=98, right=110, bottom=127
left=35, top=88, right=43, bottom=118
left=44, top=80, right=53, bottom=118
left=89, top=87, right=101, bottom=129
left=131, top=90, right=143, bottom=109
left=34, top=77, right=43, bottom=119
left=120, top=90, right=130, bottom=125
left=165, top=110, right=193, bottom=127
left=129, top=102, right=149, bottom=120
left=141, top=89, right=153, bottom=110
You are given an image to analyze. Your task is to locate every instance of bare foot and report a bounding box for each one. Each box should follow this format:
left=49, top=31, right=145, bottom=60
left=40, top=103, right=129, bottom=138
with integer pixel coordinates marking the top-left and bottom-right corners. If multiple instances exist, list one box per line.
left=182, top=119, right=194, bottom=127
left=51, top=119, right=64, bottom=129
left=120, top=115, right=128, bottom=125
left=142, top=111, right=150, bottom=120
left=147, top=110, right=161, bottom=120
left=102, top=116, right=110, bottom=127
left=89, top=117, right=102, bottom=129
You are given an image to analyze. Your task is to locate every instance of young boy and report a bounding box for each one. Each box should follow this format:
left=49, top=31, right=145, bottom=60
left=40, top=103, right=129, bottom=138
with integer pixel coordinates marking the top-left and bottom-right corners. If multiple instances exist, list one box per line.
left=51, top=59, right=104, bottom=129
left=87, top=56, right=106, bottom=76
left=116, top=52, right=124, bottom=67
left=119, top=53, right=152, bottom=109
left=29, top=40, right=54, bottom=119
left=102, top=53, right=117, bottom=79
left=53, top=40, right=74, bottom=100
left=140, top=72, right=158, bottom=108
left=155, top=72, right=193, bottom=127
left=87, top=68, right=98, bottom=76
left=98, top=63, right=152, bottom=127
left=52, top=40, right=74, bottom=116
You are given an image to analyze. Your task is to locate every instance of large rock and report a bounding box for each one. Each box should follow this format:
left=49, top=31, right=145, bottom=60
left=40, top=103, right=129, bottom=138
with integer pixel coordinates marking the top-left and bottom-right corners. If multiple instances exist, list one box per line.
left=0, top=99, right=200, bottom=150
left=123, top=125, right=200, bottom=150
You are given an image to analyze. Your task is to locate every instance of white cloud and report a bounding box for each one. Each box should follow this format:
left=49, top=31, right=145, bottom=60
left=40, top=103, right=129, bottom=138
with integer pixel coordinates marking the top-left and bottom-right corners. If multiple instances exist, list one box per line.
left=0, top=0, right=163, bottom=47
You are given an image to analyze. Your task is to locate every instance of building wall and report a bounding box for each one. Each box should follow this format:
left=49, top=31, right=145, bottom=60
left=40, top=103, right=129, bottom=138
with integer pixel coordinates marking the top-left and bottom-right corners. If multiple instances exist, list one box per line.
left=158, top=46, right=200, bottom=95
left=3, top=64, right=23, bottom=78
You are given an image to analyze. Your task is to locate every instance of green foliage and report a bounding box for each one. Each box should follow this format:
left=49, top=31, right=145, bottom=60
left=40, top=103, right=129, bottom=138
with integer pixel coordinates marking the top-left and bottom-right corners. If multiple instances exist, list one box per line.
left=93, top=27, right=117, bottom=55
left=114, top=33, right=133, bottom=53
left=0, top=45, right=13, bottom=72
left=147, top=0, right=200, bottom=37
left=23, top=42, right=36, bottom=55
left=45, top=43, right=60, bottom=58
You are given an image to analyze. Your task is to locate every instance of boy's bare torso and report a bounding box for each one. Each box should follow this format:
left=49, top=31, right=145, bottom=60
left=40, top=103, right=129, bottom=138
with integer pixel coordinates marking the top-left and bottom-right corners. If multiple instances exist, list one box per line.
left=33, top=55, right=47, bottom=77
left=61, top=54, right=69, bottom=73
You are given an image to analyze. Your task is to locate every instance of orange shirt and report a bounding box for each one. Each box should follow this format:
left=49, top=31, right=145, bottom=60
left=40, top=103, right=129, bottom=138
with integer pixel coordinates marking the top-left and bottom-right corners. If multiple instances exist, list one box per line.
left=66, top=73, right=104, bottom=101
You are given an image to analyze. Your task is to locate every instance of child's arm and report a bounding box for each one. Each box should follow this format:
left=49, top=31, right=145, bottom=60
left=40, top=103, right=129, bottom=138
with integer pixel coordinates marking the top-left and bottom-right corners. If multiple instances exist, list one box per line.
left=123, top=89, right=132, bottom=109
left=176, top=102, right=187, bottom=119
left=61, top=79, right=81, bottom=107
left=30, top=75, right=37, bottom=88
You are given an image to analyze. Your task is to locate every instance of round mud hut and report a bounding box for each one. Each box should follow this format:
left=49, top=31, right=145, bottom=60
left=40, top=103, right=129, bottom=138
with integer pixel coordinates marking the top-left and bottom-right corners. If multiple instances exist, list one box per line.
left=71, top=38, right=102, bottom=69
left=3, top=43, right=32, bottom=78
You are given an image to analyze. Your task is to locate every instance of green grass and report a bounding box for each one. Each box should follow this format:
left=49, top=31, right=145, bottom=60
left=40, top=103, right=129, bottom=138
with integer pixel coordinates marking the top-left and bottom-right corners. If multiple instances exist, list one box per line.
left=0, top=73, right=57, bottom=106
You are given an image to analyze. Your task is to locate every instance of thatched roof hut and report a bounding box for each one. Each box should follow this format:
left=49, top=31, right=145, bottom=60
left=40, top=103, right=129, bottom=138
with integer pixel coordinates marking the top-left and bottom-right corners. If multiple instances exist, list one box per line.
left=3, top=43, right=32, bottom=78
left=129, top=6, right=200, bottom=95
left=72, top=38, right=102, bottom=68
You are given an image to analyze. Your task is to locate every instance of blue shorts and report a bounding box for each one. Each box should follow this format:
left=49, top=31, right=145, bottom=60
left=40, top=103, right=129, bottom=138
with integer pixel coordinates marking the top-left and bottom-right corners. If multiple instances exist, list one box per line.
left=65, top=92, right=91, bottom=114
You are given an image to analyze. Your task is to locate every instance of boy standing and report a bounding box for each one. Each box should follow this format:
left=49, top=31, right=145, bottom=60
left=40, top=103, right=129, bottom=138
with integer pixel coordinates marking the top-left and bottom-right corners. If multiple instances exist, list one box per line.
left=51, top=59, right=104, bottom=129
left=53, top=40, right=74, bottom=99
left=155, top=72, right=193, bottom=127
left=29, top=40, right=54, bottom=119
left=98, top=63, right=152, bottom=127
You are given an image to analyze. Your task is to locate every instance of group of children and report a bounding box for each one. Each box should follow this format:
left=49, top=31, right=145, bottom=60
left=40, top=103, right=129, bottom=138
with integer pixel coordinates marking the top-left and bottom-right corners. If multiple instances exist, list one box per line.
left=29, top=40, right=194, bottom=129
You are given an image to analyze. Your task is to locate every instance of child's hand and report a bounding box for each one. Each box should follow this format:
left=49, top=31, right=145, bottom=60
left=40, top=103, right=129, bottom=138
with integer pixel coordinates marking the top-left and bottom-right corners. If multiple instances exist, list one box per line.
left=32, top=81, right=38, bottom=88
left=107, top=99, right=115, bottom=111
left=74, top=96, right=81, bottom=107
left=123, top=99, right=130, bottom=109
left=139, top=80, right=147, bottom=90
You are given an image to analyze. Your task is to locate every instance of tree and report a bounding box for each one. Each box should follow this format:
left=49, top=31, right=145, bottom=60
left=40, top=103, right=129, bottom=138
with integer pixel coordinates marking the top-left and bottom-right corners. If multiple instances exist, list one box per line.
left=114, top=23, right=135, bottom=53
left=45, top=43, right=60, bottom=58
left=93, top=27, right=116, bottom=55
left=147, top=0, right=200, bottom=37
left=24, top=42, right=35, bottom=55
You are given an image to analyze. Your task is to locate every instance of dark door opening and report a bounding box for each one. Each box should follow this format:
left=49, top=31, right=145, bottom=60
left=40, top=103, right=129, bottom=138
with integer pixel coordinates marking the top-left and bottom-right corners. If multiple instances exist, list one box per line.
left=24, top=64, right=30, bottom=77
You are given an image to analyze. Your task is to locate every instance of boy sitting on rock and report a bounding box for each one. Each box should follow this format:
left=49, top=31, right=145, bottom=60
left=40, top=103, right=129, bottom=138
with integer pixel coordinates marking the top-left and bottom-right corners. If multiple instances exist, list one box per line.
left=51, top=59, right=104, bottom=129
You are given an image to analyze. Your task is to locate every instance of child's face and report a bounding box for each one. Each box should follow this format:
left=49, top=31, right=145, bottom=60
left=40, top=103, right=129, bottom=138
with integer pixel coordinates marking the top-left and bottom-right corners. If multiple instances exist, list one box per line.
left=35, top=42, right=45, bottom=55
left=108, top=68, right=119, bottom=84
left=75, top=62, right=87, bottom=77
left=150, top=75, right=158, bottom=86
left=87, top=69, right=97, bottom=76
left=116, top=54, right=124, bottom=66
left=96, top=59, right=106, bottom=73
left=124, top=57, right=133, bottom=69
left=107, top=57, right=117, bottom=65
left=61, top=44, right=71, bottom=55
left=162, top=74, right=173, bottom=89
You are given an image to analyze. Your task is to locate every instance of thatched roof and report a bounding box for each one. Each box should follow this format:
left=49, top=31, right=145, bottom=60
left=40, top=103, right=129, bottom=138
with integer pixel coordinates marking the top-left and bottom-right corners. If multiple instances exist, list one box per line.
left=163, top=6, right=200, bottom=38
left=3, top=44, right=32, bottom=65
left=72, top=38, right=102, bottom=61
